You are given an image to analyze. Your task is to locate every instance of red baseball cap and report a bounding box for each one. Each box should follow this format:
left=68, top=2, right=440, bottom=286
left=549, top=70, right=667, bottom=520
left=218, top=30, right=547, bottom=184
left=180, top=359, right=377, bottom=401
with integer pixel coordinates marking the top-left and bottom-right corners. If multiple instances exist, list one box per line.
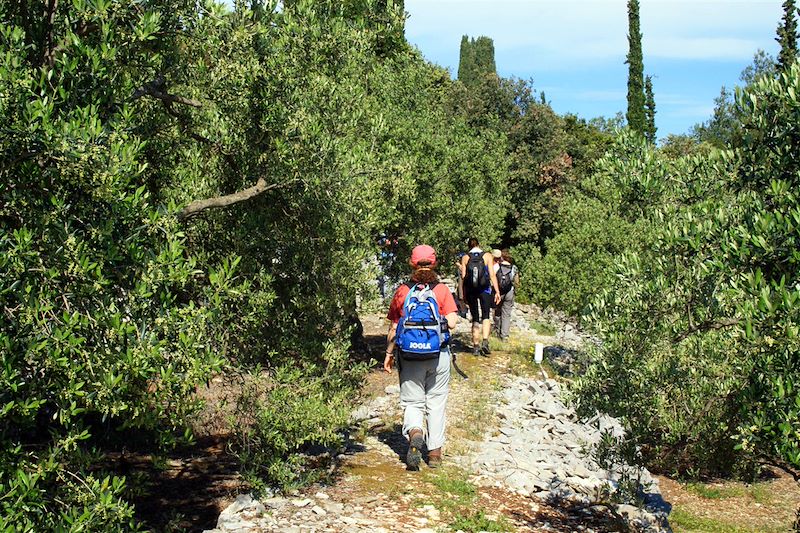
left=410, top=244, right=436, bottom=266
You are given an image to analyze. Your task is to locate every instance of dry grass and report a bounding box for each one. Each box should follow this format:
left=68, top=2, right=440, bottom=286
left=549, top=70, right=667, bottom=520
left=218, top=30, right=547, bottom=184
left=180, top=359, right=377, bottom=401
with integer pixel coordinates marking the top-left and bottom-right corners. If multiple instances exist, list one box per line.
left=659, top=470, right=800, bottom=532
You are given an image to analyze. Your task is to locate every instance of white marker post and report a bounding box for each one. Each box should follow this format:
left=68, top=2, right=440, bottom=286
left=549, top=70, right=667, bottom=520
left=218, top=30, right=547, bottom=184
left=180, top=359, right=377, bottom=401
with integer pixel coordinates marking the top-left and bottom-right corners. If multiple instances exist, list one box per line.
left=534, top=342, right=544, bottom=364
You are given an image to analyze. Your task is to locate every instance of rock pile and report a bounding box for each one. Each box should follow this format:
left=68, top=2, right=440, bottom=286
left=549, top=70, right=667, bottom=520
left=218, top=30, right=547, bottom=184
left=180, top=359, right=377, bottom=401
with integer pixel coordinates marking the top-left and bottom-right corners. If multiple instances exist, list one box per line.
left=202, top=492, right=421, bottom=533
left=543, top=345, right=588, bottom=377
left=512, top=303, right=595, bottom=347
left=463, top=375, right=670, bottom=532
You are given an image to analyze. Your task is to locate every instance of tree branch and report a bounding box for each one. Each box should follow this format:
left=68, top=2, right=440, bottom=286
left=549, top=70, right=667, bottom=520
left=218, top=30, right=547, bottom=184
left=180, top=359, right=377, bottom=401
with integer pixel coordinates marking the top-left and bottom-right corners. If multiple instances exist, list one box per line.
left=133, top=77, right=202, bottom=108
left=178, top=178, right=298, bottom=220
left=673, top=317, right=740, bottom=343
left=42, top=0, right=58, bottom=67
left=162, top=104, right=215, bottom=144
left=163, top=105, right=243, bottom=176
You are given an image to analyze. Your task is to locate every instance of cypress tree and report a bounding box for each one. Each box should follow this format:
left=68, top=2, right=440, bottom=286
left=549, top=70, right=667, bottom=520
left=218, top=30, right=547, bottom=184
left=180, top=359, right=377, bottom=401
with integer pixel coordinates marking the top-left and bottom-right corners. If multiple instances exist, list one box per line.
left=776, top=0, right=799, bottom=70
left=458, top=35, right=497, bottom=88
left=473, top=36, right=497, bottom=79
left=625, top=0, right=646, bottom=134
left=644, top=75, right=657, bottom=144
left=458, top=35, right=474, bottom=85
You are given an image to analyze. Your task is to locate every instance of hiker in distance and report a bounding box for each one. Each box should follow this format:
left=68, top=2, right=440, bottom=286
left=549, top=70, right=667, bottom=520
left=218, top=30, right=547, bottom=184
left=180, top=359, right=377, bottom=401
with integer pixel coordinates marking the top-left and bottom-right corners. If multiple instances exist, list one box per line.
left=384, top=245, right=459, bottom=470
left=493, top=249, right=519, bottom=341
left=459, top=237, right=501, bottom=356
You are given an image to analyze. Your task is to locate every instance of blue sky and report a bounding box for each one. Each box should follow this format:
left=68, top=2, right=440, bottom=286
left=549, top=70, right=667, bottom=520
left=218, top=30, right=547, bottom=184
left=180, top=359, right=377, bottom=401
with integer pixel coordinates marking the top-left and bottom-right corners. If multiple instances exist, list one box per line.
left=404, top=0, right=784, bottom=139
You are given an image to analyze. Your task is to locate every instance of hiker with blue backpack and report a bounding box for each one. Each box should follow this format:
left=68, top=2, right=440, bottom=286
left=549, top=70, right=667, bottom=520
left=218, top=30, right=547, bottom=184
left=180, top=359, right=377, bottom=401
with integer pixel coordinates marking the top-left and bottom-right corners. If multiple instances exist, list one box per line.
left=458, top=238, right=501, bottom=356
left=383, top=245, right=459, bottom=470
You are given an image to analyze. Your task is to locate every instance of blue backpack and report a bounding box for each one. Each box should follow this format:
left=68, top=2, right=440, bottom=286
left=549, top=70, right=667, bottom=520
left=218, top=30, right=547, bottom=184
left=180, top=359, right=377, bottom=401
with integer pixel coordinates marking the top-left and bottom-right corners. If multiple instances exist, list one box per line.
left=396, top=282, right=450, bottom=360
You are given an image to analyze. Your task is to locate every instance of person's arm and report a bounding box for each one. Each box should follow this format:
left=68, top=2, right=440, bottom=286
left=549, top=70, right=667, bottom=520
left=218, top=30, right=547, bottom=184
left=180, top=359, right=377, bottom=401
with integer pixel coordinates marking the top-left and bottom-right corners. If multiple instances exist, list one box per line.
left=384, top=287, right=405, bottom=373
left=458, top=255, right=468, bottom=302
left=439, top=288, right=459, bottom=330
left=486, top=253, right=501, bottom=304
left=444, top=311, right=458, bottom=331
left=384, top=321, right=398, bottom=373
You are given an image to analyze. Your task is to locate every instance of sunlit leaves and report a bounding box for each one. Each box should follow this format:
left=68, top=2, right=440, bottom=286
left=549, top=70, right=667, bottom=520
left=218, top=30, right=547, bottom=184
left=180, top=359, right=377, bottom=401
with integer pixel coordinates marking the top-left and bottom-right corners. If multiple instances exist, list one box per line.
left=572, top=61, right=800, bottom=478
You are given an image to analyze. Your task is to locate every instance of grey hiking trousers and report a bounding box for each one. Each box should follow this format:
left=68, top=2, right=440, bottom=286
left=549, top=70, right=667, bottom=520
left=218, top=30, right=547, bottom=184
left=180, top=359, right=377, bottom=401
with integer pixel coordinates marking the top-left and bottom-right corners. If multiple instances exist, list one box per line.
left=399, top=348, right=451, bottom=451
left=493, top=288, right=515, bottom=340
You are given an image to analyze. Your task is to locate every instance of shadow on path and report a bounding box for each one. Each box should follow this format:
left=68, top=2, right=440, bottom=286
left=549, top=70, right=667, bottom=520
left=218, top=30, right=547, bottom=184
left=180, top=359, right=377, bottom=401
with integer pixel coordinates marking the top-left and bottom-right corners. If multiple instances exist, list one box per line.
left=376, top=423, right=408, bottom=464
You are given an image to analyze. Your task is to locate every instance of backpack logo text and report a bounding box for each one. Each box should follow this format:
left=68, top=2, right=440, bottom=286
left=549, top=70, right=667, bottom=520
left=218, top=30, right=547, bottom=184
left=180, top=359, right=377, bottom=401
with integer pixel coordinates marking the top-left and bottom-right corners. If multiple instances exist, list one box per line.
left=408, top=341, right=432, bottom=350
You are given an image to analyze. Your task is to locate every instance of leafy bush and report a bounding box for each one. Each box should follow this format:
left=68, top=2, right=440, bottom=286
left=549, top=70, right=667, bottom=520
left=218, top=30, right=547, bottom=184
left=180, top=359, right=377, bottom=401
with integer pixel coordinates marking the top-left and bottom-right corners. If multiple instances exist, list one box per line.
left=509, top=242, right=540, bottom=304
left=450, top=510, right=512, bottom=532
left=230, top=342, right=367, bottom=490
left=1, top=452, right=139, bottom=531
left=524, top=131, right=660, bottom=315
left=0, top=2, right=233, bottom=526
left=572, top=62, right=800, bottom=482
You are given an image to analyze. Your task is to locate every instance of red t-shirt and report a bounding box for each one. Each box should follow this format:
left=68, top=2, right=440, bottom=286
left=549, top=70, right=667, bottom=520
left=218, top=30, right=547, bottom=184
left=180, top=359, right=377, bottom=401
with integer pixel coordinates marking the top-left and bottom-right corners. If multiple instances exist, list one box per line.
left=387, top=282, right=458, bottom=324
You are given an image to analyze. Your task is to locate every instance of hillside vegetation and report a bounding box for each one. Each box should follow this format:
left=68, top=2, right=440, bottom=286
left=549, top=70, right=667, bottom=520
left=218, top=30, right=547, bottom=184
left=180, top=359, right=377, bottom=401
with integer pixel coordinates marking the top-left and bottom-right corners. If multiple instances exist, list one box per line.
left=1, top=0, right=799, bottom=529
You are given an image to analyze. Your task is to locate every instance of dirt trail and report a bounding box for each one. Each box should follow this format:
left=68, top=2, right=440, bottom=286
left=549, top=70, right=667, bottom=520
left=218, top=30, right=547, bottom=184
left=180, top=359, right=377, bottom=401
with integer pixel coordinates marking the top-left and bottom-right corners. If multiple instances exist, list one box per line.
left=201, top=314, right=642, bottom=532
left=131, top=309, right=800, bottom=532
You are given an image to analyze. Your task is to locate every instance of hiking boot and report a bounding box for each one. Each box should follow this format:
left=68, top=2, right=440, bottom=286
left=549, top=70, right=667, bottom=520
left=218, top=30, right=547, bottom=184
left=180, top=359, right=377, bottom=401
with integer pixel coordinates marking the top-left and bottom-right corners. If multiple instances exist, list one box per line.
left=480, top=339, right=491, bottom=356
left=472, top=345, right=481, bottom=356
left=406, top=429, right=424, bottom=471
left=427, top=448, right=442, bottom=468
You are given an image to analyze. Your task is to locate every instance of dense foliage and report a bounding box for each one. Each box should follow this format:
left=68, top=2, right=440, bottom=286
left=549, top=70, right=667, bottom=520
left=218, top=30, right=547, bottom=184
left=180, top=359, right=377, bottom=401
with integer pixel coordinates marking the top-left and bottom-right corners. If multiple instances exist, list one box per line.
left=572, top=64, right=800, bottom=481
left=511, top=5, right=800, bottom=519
left=644, top=75, right=657, bottom=144
left=521, top=131, right=657, bottom=315
left=777, top=0, right=799, bottom=70
left=457, top=35, right=497, bottom=90
left=2, top=0, right=798, bottom=527
left=0, top=0, right=509, bottom=528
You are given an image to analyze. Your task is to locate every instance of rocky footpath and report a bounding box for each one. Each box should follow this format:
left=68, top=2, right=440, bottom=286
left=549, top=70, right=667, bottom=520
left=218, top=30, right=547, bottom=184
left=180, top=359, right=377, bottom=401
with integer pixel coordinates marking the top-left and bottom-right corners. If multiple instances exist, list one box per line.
left=204, top=378, right=670, bottom=532
left=462, top=375, right=670, bottom=532
left=203, top=311, right=671, bottom=532
left=202, top=491, right=423, bottom=533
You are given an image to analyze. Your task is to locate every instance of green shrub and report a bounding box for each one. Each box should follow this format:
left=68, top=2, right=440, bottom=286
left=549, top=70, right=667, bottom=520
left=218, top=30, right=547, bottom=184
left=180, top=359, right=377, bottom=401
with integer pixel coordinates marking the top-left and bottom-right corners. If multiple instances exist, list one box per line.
left=0, top=444, right=140, bottom=531
left=450, top=510, right=512, bottom=532
left=0, top=0, right=512, bottom=525
left=230, top=342, right=367, bottom=490
left=0, top=2, right=235, bottom=526
left=509, top=242, right=540, bottom=305
left=572, top=62, right=800, bottom=484
left=523, top=131, right=660, bottom=315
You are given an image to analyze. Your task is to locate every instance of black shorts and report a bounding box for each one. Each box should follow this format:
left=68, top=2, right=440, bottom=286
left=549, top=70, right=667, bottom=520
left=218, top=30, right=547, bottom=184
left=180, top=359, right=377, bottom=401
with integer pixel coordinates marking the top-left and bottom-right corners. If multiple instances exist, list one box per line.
left=465, top=288, right=492, bottom=323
